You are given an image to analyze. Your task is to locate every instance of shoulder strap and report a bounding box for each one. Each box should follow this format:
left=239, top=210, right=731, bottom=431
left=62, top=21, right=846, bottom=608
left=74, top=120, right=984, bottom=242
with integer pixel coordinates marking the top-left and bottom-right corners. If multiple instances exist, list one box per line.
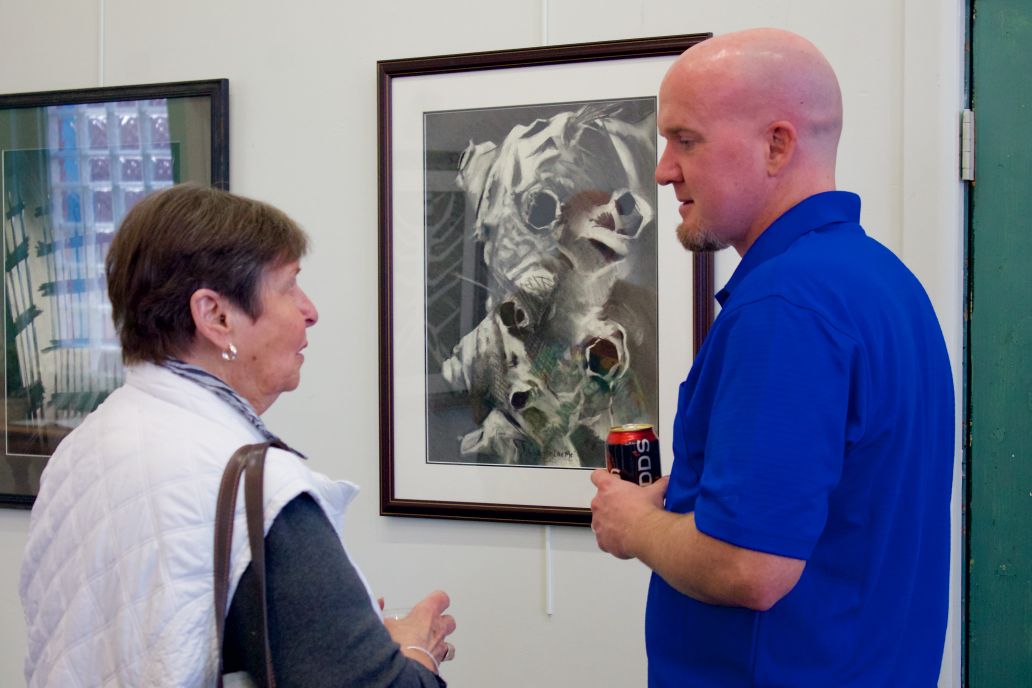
left=214, top=440, right=288, bottom=688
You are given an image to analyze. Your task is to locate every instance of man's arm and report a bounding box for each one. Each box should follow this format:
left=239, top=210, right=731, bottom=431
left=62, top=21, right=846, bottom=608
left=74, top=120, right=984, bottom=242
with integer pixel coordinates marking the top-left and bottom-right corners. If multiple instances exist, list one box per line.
left=590, top=470, right=804, bottom=611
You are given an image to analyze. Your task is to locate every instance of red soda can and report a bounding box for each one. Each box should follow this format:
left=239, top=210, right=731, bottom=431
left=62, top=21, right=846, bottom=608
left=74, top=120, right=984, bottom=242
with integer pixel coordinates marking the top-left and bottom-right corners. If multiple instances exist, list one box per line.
left=606, top=423, right=661, bottom=486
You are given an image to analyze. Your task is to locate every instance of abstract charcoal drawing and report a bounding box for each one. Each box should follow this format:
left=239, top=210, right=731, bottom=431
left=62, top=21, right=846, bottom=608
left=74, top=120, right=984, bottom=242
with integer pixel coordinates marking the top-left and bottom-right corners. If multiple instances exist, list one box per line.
left=423, top=98, right=659, bottom=469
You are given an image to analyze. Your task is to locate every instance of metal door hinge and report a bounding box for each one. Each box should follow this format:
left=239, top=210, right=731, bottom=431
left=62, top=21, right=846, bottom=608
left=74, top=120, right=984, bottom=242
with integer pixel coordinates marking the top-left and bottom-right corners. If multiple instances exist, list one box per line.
left=961, top=108, right=975, bottom=182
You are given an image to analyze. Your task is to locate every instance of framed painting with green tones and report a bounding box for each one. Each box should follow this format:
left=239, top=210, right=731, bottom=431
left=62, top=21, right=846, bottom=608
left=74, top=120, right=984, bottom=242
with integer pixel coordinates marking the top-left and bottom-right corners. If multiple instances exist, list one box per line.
left=377, top=35, right=714, bottom=526
left=0, top=79, right=228, bottom=507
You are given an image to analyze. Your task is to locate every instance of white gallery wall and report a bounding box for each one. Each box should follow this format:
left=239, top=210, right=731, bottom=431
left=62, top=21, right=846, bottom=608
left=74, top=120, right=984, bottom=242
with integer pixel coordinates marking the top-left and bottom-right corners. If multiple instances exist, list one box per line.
left=0, top=0, right=965, bottom=686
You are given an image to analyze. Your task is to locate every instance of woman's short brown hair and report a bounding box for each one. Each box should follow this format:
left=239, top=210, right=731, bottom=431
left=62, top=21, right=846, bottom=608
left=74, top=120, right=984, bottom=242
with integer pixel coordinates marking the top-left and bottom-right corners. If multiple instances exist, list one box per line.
left=106, top=183, right=309, bottom=364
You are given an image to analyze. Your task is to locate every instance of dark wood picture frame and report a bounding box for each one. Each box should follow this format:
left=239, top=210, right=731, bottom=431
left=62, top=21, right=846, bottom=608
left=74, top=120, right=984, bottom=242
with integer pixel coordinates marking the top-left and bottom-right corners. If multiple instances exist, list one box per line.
left=378, top=35, right=713, bottom=526
left=0, top=79, right=229, bottom=507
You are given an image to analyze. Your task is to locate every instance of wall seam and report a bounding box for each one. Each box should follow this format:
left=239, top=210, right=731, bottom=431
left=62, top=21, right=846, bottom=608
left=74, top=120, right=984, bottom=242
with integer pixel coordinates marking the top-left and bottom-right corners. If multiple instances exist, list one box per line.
left=98, top=0, right=106, bottom=86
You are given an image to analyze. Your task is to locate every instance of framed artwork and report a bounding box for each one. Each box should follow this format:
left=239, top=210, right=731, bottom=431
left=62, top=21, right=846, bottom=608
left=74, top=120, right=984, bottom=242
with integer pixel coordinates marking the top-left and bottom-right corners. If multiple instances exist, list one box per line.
left=379, top=35, right=714, bottom=526
left=0, top=79, right=229, bottom=507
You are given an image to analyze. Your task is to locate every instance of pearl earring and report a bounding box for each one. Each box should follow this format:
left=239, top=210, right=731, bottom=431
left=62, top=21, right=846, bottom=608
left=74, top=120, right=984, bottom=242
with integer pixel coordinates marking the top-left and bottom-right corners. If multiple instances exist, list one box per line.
left=221, top=343, right=238, bottom=361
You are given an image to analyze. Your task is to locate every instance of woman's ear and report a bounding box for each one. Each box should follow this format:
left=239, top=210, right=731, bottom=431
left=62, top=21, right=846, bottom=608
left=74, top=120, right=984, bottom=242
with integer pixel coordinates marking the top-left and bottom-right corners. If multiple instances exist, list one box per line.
left=189, top=288, right=232, bottom=350
left=765, top=120, right=797, bottom=176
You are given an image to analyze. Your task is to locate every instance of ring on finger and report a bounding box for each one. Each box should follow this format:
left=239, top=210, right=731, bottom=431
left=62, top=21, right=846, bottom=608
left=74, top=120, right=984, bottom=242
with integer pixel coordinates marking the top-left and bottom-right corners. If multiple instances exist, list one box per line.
left=443, top=642, right=456, bottom=662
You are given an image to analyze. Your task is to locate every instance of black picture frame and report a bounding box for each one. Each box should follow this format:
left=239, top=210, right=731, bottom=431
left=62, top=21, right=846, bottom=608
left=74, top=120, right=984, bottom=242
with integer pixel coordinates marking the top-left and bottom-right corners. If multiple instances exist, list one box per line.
left=378, top=35, right=713, bottom=526
left=1, top=79, right=229, bottom=507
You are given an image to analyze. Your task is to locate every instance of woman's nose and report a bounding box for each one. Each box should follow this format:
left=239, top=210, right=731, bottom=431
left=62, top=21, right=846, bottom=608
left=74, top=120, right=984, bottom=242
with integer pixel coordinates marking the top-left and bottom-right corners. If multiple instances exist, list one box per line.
left=299, top=289, right=319, bottom=326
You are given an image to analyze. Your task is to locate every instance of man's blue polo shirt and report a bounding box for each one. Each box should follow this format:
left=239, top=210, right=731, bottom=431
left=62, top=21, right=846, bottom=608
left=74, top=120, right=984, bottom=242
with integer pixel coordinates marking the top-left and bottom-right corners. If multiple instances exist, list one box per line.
left=646, top=191, right=954, bottom=687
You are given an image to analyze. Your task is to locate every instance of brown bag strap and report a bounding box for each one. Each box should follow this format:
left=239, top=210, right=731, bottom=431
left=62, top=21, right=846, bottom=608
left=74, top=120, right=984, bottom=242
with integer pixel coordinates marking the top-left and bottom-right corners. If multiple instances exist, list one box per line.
left=214, top=440, right=287, bottom=688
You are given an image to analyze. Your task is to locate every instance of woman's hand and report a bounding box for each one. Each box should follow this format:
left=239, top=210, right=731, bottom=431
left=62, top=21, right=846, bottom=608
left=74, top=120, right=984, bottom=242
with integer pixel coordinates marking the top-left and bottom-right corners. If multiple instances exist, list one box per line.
left=382, top=590, right=456, bottom=674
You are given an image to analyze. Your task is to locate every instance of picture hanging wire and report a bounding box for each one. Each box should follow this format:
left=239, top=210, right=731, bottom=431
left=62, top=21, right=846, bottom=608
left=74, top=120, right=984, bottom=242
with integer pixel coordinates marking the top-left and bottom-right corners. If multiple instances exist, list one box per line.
left=540, top=0, right=550, bottom=46
left=545, top=525, right=554, bottom=616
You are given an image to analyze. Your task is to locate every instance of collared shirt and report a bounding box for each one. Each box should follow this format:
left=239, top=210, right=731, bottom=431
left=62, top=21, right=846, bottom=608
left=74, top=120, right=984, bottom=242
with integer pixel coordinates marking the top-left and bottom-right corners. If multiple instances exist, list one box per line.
left=646, top=191, right=954, bottom=687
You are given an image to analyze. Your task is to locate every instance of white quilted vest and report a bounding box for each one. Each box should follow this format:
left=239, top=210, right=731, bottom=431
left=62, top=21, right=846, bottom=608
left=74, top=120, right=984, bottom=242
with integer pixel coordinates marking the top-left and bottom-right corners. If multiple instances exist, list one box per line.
left=20, top=363, right=377, bottom=687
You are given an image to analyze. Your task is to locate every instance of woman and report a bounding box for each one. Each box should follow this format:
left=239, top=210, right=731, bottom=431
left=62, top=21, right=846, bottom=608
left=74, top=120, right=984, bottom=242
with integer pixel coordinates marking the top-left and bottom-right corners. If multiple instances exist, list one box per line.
left=19, top=184, right=455, bottom=687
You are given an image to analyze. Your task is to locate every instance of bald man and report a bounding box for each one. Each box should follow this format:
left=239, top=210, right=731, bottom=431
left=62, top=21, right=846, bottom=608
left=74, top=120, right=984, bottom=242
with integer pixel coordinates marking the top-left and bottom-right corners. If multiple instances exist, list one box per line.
left=590, top=29, right=954, bottom=686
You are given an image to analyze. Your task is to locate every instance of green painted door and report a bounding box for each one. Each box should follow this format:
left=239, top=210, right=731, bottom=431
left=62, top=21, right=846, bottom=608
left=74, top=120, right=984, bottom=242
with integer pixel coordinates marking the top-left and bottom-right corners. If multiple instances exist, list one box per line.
left=968, top=0, right=1032, bottom=683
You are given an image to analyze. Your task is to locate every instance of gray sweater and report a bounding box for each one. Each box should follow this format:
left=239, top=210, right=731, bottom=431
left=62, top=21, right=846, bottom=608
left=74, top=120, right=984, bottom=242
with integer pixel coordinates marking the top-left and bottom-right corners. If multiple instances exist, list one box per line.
left=223, top=493, right=446, bottom=687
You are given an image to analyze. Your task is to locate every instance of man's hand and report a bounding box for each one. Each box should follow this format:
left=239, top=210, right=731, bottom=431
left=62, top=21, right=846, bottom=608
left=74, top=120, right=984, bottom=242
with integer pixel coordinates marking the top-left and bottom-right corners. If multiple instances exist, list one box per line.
left=590, top=469, right=669, bottom=559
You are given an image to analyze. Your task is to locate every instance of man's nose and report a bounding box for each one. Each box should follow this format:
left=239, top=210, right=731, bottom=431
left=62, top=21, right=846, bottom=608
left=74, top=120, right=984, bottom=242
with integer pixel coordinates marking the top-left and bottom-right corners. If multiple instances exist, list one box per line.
left=655, top=144, right=682, bottom=186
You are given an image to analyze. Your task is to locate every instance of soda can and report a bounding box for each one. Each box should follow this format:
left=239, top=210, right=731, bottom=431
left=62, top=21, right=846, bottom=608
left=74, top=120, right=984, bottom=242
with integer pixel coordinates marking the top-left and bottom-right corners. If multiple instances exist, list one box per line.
left=606, top=423, right=661, bottom=486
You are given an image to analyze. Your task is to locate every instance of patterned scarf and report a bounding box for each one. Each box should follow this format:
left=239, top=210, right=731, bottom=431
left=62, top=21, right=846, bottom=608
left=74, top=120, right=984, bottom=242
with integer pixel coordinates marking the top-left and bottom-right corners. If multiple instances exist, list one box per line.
left=162, top=358, right=307, bottom=459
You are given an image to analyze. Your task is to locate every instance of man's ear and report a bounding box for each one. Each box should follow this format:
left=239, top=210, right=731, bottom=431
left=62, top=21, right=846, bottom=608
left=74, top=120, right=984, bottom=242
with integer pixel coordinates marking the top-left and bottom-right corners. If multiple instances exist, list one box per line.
left=765, top=120, right=797, bottom=176
left=189, top=288, right=232, bottom=350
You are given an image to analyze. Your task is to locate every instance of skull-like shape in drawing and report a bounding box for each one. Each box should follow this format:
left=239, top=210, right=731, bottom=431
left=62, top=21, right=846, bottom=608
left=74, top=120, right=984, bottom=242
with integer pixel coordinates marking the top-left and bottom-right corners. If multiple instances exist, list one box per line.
left=442, top=104, right=659, bottom=467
